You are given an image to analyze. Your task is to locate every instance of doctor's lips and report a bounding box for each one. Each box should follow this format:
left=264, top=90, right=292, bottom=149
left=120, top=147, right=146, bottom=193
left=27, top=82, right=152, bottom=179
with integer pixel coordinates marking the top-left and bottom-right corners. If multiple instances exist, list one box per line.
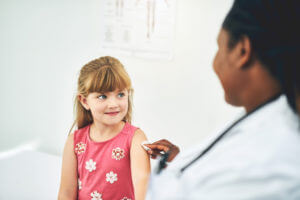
left=105, top=111, right=120, bottom=116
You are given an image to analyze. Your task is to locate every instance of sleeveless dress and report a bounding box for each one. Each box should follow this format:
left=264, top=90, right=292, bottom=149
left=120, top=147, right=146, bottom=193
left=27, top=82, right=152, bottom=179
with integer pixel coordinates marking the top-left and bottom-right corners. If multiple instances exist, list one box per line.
left=73, top=122, right=137, bottom=200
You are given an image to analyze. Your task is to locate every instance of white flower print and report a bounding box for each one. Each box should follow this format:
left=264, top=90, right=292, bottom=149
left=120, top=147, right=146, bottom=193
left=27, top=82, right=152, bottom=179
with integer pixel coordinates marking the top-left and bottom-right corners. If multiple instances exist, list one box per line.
left=78, top=179, right=82, bottom=190
left=121, top=197, right=132, bottom=200
left=85, top=159, right=96, bottom=172
left=91, top=191, right=103, bottom=200
left=75, top=142, right=86, bottom=154
left=112, top=147, right=125, bottom=160
left=106, top=171, right=118, bottom=184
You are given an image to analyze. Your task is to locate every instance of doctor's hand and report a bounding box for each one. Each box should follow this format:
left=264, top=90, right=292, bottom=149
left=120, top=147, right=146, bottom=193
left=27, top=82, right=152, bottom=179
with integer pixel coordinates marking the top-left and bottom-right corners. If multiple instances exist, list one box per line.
left=145, top=139, right=180, bottom=162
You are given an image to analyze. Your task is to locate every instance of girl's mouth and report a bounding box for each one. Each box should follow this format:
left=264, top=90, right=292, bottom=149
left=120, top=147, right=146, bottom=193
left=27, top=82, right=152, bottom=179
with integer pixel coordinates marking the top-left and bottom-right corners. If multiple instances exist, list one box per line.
left=105, top=111, right=120, bottom=116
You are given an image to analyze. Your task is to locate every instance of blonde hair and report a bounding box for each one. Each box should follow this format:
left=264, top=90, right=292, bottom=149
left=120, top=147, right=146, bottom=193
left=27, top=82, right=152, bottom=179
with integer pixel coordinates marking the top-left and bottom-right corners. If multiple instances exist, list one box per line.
left=69, top=56, right=133, bottom=134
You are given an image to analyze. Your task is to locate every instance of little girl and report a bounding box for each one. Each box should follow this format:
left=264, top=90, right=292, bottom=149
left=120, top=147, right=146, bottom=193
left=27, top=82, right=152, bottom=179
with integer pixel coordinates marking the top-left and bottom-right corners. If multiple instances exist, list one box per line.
left=58, top=56, right=150, bottom=200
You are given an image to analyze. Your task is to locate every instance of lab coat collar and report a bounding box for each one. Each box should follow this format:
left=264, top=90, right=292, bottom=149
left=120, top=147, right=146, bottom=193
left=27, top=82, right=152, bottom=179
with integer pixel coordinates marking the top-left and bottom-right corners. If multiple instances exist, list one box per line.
left=229, top=94, right=299, bottom=137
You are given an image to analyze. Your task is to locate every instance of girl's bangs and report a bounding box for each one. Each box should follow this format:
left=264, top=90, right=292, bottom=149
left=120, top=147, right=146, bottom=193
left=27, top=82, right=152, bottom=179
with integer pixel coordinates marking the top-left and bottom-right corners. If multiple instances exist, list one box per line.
left=88, top=66, right=131, bottom=93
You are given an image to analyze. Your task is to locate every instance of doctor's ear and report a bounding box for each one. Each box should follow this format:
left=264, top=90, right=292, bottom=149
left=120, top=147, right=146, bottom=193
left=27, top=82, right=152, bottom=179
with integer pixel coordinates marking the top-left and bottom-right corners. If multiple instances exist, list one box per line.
left=236, top=35, right=253, bottom=69
left=78, top=94, right=90, bottom=110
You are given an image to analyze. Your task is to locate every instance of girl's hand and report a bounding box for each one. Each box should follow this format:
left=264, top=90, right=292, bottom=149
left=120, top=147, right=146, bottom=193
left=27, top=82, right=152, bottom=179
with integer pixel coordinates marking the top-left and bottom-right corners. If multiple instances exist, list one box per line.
left=145, top=139, right=180, bottom=162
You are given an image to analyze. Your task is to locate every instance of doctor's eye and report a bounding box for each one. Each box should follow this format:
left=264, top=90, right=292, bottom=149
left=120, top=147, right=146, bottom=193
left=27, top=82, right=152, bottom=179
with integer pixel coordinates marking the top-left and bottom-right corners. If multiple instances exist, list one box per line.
left=118, top=92, right=125, bottom=98
left=98, top=95, right=107, bottom=100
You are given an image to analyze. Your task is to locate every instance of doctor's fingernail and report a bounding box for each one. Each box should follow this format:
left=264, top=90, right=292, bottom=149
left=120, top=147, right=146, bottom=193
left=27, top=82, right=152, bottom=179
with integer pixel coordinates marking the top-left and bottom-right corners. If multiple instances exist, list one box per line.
left=141, top=141, right=151, bottom=151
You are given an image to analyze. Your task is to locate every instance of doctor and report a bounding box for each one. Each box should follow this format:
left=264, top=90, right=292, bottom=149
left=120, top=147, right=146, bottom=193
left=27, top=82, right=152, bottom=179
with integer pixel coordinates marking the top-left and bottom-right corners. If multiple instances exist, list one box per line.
left=145, top=0, right=300, bottom=199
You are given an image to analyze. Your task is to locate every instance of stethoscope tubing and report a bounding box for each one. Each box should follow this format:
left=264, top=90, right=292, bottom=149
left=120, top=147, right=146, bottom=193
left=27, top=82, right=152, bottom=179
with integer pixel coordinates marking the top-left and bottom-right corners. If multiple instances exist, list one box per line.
left=178, top=94, right=281, bottom=174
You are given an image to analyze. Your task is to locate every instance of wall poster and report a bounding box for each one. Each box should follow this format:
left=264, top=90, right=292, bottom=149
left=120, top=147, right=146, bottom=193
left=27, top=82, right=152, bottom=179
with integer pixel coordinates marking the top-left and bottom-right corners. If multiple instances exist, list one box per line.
left=99, top=0, right=176, bottom=60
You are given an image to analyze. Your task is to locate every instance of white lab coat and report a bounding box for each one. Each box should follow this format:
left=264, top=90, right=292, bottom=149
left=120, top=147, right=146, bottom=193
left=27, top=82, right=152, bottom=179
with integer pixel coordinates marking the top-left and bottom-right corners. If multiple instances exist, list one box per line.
left=146, top=95, right=300, bottom=200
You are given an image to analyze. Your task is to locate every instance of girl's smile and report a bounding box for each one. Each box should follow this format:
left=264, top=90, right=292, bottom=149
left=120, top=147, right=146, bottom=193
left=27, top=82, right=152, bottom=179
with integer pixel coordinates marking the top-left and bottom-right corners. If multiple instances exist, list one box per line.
left=105, top=111, right=120, bottom=116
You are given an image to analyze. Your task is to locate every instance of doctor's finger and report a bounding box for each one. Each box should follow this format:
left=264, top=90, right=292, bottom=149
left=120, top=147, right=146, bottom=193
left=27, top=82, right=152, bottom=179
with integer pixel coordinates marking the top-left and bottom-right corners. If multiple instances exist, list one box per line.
left=146, top=144, right=179, bottom=162
left=150, top=141, right=180, bottom=162
left=146, top=149, right=160, bottom=155
left=148, top=140, right=179, bottom=154
left=146, top=139, right=175, bottom=151
left=146, top=149, right=162, bottom=158
left=145, top=144, right=170, bottom=153
left=152, top=139, right=174, bottom=147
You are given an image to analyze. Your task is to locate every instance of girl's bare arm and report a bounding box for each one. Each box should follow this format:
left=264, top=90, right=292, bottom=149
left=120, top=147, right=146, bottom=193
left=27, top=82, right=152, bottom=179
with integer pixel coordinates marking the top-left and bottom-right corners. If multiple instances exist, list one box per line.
left=58, top=133, right=78, bottom=200
left=130, top=129, right=151, bottom=200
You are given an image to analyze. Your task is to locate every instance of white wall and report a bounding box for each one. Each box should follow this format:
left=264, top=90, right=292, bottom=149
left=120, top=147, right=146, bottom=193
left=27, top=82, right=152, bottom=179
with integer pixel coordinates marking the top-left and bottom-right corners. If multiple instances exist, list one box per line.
left=0, top=0, right=241, bottom=156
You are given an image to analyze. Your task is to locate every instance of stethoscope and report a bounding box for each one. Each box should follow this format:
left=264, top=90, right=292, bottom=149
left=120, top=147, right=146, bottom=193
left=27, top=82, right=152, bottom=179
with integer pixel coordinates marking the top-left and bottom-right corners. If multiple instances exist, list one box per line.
left=156, top=93, right=282, bottom=175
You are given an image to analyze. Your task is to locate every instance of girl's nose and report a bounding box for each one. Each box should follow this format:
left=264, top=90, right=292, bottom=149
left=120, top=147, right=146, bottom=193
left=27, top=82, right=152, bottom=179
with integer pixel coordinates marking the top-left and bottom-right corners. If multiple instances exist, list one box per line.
left=107, top=98, right=118, bottom=108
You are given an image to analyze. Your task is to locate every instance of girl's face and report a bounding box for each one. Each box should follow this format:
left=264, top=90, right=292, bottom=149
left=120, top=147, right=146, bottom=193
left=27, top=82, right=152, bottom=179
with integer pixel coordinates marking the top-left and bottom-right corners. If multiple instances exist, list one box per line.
left=80, top=89, right=129, bottom=127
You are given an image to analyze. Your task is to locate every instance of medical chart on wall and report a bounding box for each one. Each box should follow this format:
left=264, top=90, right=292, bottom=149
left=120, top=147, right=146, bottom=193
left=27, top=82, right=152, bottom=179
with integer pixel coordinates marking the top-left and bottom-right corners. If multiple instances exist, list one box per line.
left=99, top=0, right=176, bottom=60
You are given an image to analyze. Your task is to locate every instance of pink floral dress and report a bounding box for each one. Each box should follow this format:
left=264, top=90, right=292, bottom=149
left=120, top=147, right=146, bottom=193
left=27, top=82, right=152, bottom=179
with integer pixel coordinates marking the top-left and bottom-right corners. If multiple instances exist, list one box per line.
left=74, top=122, right=137, bottom=200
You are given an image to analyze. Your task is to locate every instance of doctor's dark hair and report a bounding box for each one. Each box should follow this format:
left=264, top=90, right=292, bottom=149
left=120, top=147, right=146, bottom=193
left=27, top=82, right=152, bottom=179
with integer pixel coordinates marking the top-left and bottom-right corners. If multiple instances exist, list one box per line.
left=222, top=0, right=300, bottom=112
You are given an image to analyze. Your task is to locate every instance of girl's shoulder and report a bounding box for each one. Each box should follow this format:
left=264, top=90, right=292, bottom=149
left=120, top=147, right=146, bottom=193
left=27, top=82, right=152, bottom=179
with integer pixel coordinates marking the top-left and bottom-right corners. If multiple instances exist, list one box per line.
left=118, top=122, right=142, bottom=149
left=74, top=124, right=90, bottom=134
left=123, top=122, right=139, bottom=135
left=73, top=124, right=90, bottom=142
left=124, top=123, right=147, bottom=146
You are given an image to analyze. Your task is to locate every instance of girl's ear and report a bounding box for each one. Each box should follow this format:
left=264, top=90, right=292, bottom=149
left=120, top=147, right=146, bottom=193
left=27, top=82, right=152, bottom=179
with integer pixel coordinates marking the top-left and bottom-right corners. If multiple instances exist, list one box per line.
left=78, top=94, right=90, bottom=110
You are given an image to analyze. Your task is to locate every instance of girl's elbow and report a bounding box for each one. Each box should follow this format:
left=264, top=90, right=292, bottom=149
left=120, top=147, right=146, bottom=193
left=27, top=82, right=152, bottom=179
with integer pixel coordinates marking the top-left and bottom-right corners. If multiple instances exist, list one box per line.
left=58, top=194, right=76, bottom=200
left=58, top=189, right=77, bottom=200
left=134, top=174, right=150, bottom=186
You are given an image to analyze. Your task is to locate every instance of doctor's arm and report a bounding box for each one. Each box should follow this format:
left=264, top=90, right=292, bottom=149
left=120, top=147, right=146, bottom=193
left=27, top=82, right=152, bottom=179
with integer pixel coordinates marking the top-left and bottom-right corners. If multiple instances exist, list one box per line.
left=58, top=133, right=78, bottom=200
left=130, top=129, right=151, bottom=200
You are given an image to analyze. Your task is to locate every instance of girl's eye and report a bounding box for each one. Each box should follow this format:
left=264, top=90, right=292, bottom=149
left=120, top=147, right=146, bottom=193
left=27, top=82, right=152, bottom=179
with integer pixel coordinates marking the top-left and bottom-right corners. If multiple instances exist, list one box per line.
left=118, top=92, right=125, bottom=98
left=98, top=95, right=107, bottom=100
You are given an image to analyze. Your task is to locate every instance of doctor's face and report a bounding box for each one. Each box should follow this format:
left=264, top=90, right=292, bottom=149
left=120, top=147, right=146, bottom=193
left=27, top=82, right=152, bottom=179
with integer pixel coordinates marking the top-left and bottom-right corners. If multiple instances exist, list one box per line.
left=213, top=29, right=245, bottom=106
